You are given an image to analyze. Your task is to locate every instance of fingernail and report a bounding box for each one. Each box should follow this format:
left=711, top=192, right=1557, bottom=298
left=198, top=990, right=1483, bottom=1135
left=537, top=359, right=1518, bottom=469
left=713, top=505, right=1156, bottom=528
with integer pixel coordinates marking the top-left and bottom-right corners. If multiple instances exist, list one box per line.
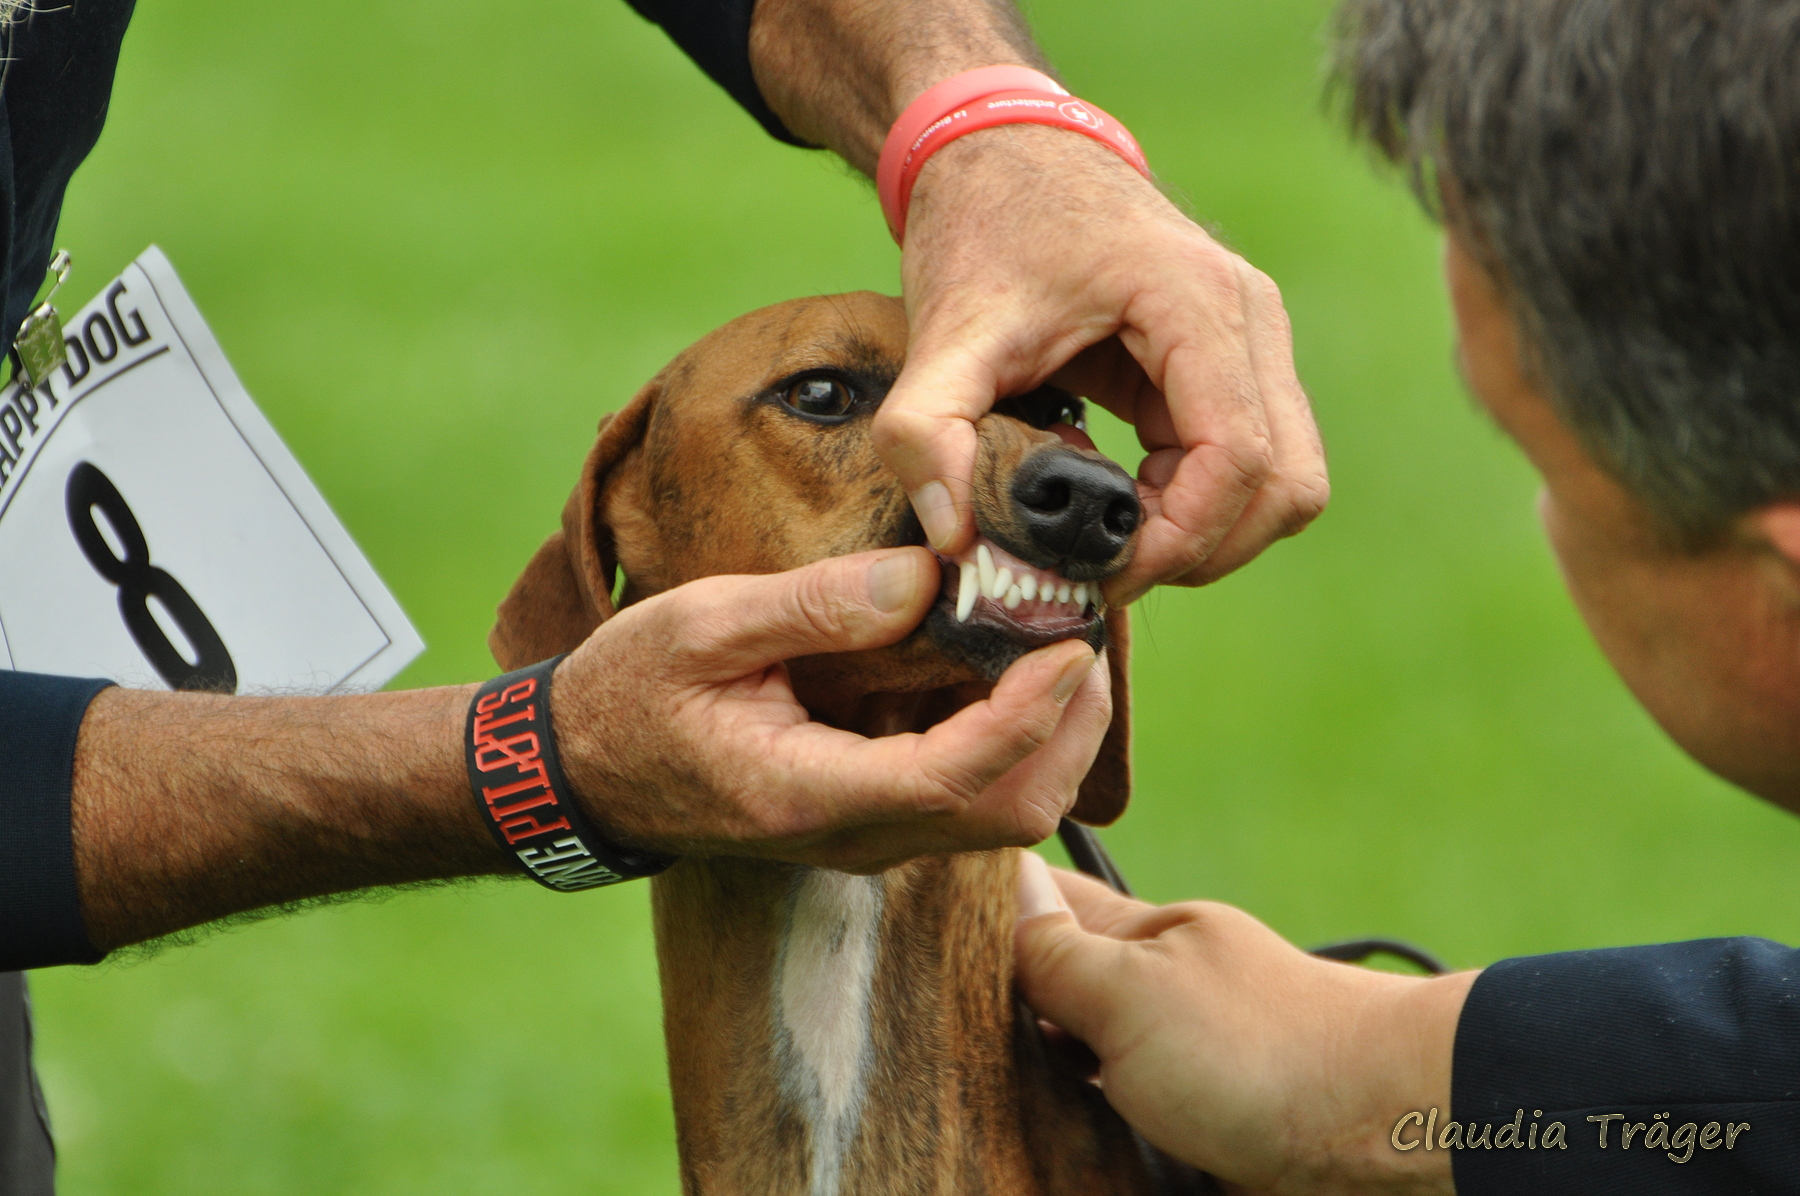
left=911, top=481, right=958, bottom=551
left=1018, top=852, right=1071, bottom=920
left=1052, top=648, right=1098, bottom=704
left=869, top=552, right=922, bottom=613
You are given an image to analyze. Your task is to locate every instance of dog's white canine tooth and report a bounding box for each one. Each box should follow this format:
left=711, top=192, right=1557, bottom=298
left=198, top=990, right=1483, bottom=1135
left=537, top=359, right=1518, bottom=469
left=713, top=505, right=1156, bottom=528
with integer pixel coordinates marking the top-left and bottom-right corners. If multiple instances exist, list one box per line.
left=1056, top=583, right=1072, bottom=604
left=1020, top=575, right=1038, bottom=601
left=1073, top=583, right=1089, bottom=608
left=956, top=562, right=978, bottom=623
left=977, top=544, right=996, bottom=599
left=1003, top=585, right=1023, bottom=610
left=991, top=567, right=1013, bottom=601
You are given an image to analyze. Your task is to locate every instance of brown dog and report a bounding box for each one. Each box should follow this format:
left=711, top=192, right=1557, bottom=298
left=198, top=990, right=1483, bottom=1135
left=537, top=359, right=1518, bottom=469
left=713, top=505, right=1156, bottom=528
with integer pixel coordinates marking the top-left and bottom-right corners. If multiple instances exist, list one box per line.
left=491, top=292, right=1182, bottom=1195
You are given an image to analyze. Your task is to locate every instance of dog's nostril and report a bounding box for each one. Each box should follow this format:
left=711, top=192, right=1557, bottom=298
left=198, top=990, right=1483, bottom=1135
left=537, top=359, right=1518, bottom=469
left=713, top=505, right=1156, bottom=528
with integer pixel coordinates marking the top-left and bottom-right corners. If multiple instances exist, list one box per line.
left=1104, top=497, right=1139, bottom=537
left=1021, top=478, right=1072, bottom=514
left=1008, top=449, right=1143, bottom=565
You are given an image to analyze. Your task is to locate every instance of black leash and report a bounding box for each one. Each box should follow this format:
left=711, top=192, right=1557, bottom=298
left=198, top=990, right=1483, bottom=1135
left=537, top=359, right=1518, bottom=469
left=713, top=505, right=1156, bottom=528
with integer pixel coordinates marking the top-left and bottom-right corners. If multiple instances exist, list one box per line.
left=1054, top=820, right=1451, bottom=978
left=1049, top=818, right=1449, bottom=1195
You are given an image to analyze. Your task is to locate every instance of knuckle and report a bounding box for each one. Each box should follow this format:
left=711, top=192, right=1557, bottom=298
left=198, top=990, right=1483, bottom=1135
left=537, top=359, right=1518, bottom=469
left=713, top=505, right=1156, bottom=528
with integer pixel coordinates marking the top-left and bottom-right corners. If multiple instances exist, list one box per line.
left=1245, top=265, right=1284, bottom=308
left=788, top=567, right=856, bottom=643
left=1161, top=899, right=1253, bottom=945
left=1281, top=474, right=1332, bottom=535
left=665, top=604, right=738, bottom=666
left=912, top=753, right=984, bottom=816
left=1010, top=795, right=1067, bottom=846
left=1219, top=433, right=1276, bottom=491
left=870, top=403, right=929, bottom=451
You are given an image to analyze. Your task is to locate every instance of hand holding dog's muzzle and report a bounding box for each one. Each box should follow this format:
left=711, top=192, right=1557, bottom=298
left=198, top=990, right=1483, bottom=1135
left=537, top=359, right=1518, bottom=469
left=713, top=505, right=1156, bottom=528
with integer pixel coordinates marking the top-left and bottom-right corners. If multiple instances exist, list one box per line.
left=545, top=547, right=1113, bottom=872
left=879, top=125, right=1330, bottom=606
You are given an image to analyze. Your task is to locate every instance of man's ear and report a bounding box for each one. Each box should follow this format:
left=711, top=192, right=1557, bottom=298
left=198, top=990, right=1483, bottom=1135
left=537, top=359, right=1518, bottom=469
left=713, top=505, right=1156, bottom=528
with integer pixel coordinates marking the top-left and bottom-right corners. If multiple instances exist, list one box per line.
left=1069, top=606, right=1130, bottom=826
left=488, top=379, right=659, bottom=670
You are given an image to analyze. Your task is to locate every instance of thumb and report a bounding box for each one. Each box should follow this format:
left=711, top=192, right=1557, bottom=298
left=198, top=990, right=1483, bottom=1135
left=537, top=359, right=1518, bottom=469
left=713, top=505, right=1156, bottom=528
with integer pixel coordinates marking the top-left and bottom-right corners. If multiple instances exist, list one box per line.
left=872, top=342, right=1005, bottom=553
left=658, top=547, right=940, bottom=682
left=1014, top=852, right=1135, bottom=1048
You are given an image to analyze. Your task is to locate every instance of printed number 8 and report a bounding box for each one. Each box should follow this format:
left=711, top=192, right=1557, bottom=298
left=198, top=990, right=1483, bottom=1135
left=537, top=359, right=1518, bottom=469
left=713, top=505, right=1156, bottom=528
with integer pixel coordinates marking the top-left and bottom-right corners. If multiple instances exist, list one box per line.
left=66, top=461, right=237, bottom=692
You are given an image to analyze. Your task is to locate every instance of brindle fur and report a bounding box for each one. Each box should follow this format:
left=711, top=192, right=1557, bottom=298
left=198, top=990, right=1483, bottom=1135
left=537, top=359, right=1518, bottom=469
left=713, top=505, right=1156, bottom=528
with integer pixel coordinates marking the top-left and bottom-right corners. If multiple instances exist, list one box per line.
left=491, top=292, right=1155, bottom=1195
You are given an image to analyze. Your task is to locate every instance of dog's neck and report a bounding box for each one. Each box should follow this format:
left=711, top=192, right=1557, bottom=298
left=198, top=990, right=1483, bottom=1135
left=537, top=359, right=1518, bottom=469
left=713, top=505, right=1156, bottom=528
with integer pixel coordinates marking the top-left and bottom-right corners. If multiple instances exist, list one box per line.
left=649, top=685, right=1161, bottom=1196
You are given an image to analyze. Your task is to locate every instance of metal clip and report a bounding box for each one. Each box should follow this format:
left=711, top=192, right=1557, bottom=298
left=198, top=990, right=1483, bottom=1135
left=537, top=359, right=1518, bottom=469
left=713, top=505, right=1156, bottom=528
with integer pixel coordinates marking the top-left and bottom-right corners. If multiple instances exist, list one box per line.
left=13, top=249, right=72, bottom=391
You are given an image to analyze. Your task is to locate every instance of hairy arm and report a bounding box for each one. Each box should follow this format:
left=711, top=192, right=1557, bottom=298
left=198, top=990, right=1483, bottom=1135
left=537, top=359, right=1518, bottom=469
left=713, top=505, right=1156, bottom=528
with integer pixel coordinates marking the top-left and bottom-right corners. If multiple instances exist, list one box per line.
left=70, top=683, right=498, bottom=952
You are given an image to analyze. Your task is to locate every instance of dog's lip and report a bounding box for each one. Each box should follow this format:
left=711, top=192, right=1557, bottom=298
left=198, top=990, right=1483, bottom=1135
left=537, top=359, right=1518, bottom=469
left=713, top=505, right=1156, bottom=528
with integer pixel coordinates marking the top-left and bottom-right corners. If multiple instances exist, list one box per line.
left=932, top=536, right=1105, bottom=644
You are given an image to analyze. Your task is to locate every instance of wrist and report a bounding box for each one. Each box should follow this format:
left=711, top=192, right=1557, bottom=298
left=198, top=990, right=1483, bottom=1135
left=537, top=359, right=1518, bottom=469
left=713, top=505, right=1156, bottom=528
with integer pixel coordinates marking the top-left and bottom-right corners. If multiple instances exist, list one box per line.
left=748, top=0, right=1050, bottom=174
left=1324, top=969, right=1474, bottom=1194
left=900, top=125, right=1163, bottom=268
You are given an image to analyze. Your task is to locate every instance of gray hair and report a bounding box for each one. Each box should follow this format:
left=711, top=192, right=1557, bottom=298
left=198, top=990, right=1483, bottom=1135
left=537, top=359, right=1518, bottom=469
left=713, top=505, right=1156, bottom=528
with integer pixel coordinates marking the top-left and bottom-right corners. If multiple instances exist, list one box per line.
left=1336, top=0, right=1800, bottom=541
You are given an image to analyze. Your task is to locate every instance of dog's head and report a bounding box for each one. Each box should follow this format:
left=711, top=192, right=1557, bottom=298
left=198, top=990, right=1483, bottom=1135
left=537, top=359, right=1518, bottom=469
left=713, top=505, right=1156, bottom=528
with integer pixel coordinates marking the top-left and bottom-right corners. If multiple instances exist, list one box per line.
left=489, top=292, right=1138, bottom=824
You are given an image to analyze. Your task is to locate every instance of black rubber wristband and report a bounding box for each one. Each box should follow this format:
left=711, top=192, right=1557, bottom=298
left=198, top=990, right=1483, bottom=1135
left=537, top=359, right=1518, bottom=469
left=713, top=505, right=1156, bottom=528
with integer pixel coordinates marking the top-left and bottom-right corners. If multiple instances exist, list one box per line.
left=466, top=655, right=675, bottom=890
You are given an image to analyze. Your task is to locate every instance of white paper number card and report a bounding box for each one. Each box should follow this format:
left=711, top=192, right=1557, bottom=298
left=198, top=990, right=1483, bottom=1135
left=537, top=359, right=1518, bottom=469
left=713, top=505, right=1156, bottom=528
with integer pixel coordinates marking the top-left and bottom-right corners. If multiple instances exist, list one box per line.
left=0, top=246, right=423, bottom=692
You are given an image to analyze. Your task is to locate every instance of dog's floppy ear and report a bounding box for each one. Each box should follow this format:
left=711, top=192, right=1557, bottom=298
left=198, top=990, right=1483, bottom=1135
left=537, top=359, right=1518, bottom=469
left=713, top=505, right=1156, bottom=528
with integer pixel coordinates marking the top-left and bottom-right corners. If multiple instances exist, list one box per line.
left=488, top=380, right=658, bottom=670
left=1069, top=606, right=1130, bottom=826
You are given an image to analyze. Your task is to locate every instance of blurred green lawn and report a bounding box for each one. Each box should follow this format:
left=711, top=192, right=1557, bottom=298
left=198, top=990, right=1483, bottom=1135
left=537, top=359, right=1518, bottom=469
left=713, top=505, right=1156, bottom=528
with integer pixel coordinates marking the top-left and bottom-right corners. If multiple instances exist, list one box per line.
left=27, top=0, right=1800, bottom=1192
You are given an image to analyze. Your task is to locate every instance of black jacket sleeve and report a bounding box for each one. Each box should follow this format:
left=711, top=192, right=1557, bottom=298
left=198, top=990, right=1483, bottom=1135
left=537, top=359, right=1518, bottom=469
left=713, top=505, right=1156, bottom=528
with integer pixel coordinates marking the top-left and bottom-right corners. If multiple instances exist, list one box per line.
left=1450, top=939, right=1800, bottom=1194
left=0, top=672, right=111, bottom=971
left=621, top=0, right=810, bottom=145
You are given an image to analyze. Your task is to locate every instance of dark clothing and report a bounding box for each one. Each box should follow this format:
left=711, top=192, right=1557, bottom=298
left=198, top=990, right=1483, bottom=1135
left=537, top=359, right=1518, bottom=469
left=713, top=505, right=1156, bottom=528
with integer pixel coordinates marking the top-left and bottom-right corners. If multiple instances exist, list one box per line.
left=0, top=0, right=136, bottom=356
left=0, top=673, right=111, bottom=971
left=1452, top=939, right=1800, bottom=1193
left=0, top=672, right=107, bottom=1194
left=621, top=0, right=804, bottom=145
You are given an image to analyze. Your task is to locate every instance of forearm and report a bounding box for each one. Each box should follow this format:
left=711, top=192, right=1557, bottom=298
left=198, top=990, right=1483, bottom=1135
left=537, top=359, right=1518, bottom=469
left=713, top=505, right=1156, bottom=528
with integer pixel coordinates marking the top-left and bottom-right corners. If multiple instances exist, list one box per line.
left=748, top=0, right=1049, bottom=174
left=70, top=683, right=504, bottom=951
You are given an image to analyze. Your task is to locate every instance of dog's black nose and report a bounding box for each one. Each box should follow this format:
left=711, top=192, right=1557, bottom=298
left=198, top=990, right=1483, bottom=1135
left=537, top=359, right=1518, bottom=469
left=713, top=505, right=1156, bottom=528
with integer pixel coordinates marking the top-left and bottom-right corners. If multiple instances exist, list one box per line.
left=1009, top=449, right=1141, bottom=564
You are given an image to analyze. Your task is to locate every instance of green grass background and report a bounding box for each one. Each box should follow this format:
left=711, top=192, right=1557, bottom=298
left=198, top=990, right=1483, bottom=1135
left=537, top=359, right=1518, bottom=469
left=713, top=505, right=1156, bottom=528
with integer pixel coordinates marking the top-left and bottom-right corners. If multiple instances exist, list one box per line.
left=27, top=0, right=1800, bottom=1191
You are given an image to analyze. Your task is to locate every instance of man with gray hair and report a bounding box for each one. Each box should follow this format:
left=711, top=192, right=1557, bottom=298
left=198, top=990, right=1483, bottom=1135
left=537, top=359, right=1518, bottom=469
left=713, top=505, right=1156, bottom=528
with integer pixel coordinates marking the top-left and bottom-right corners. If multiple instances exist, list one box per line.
left=1015, top=2, right=1800, bottom=1192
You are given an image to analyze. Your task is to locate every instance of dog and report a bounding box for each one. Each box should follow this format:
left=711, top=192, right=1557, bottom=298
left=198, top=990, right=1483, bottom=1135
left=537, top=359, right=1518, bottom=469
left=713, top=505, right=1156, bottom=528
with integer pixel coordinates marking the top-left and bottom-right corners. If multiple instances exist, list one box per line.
left=490, top=292, right=1187, bottom=1195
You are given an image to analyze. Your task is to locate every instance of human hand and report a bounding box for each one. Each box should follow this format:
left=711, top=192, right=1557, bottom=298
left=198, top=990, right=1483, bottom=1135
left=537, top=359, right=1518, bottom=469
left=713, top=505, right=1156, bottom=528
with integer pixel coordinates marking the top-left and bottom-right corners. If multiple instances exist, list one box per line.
left=549, top=547, right=1111, bottom=872
left=876, top=128, right=1329, bottom=606
left=1013, top=856, right=1473, bottom=1194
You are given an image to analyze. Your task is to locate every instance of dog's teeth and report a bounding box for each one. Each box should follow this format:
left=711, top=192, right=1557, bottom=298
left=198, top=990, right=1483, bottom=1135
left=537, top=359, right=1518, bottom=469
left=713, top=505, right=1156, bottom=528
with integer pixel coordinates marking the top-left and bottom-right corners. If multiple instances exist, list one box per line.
left=1003, top=585, right=1023, bottom=610
left=991, top=566, right=1013, bottom=601
left=956, top=562, right=978, bottom=622
left=1056, top=583, right=1072, bottom=604
left=1020, top=574, right=1038, bottom=601
left=977, top=544, right=997, bottom=597
left=1073, top=583, right=1089, bottom=608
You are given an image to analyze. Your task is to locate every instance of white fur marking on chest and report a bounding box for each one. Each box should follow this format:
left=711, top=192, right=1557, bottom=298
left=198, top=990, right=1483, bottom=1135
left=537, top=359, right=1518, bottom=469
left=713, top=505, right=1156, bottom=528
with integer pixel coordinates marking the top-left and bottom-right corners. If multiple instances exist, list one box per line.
left=775, top=869, right=885, bottom=1196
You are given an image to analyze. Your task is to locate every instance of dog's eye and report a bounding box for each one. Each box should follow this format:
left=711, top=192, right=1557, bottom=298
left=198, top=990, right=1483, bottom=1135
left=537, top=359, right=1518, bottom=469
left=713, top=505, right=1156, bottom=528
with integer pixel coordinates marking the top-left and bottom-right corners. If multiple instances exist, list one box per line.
left=995, top=387, right=1086, bottom=431
left=783, top=376, right=855, bottom=419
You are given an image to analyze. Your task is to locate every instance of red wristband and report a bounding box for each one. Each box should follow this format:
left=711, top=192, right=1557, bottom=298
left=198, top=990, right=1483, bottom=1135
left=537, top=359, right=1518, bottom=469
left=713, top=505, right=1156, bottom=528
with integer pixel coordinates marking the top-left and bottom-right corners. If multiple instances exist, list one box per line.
left=877, top=67, right=1151, bottom=244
